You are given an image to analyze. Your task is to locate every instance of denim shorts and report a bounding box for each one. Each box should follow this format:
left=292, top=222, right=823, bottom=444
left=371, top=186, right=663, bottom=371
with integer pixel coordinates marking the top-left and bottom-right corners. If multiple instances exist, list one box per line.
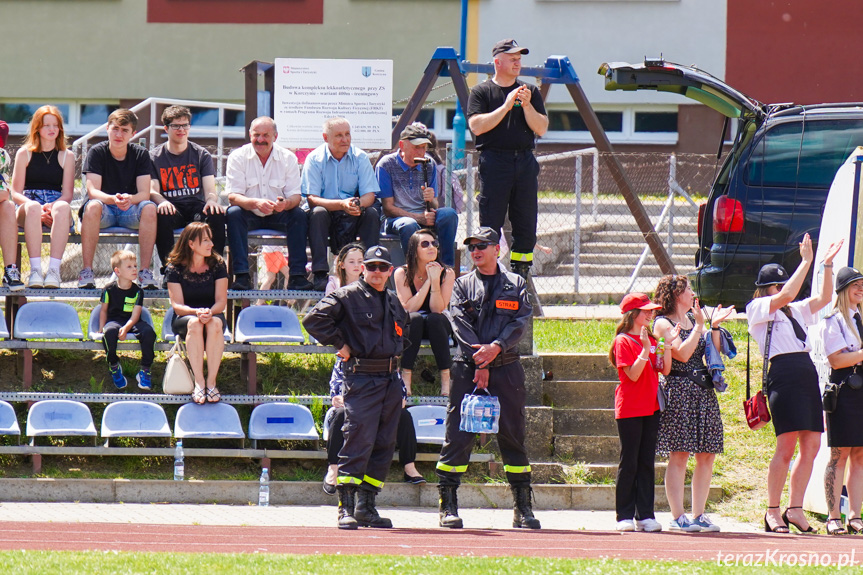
left=23, top=189, right=62, bottom=205
left=91, top=199, right=155, bottom=229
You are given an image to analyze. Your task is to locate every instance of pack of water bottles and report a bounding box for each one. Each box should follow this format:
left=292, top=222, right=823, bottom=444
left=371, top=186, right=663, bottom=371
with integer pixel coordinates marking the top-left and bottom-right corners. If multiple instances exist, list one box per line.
left=459, top=387, right=501, bottom=434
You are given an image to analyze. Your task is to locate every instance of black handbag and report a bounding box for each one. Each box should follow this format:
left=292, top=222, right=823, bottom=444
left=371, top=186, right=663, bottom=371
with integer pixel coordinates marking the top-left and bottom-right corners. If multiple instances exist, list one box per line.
left=823, top=380, right=840, bottom=413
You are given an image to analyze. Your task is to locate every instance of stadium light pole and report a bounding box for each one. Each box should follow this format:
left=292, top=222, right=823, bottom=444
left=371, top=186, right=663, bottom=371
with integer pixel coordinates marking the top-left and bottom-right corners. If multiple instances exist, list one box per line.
left=451, top=0, right=468, bottom=166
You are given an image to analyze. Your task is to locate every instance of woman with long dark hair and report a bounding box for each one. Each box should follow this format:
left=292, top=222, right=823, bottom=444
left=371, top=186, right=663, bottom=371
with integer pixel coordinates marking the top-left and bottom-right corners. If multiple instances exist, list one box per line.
left=747, top=233, right=841, bottom=533
left=165, top=222, right=228, bottom=404
left=652, top=275, right=734, bottom=532
left=393, top=229, right=455, bottom=396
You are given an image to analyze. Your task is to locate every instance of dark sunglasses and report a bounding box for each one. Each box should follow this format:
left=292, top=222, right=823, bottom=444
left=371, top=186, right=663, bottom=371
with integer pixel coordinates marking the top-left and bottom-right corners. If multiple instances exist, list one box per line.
left=364, top=262, right=392, bottom=272
left=420, top=239, right=440, bottom=249
left=467, top=242, right=493, bottom=252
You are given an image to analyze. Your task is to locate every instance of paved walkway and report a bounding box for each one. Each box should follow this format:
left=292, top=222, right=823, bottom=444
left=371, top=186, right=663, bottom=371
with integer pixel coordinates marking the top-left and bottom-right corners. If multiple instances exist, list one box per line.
left=0, top=501, right=758, bottom=532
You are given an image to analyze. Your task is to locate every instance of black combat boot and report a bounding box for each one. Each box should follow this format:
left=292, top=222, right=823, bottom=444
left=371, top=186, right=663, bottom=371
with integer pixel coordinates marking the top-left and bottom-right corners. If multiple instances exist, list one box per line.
left=438, top=484, right=464, bottom=528
left=336, top=484, right=358, bottom=530
left=354, top=486, right=393, bottom=528
left=512, top=485, right=541, bottom=529
left=511, top=262, right=531, bottom=280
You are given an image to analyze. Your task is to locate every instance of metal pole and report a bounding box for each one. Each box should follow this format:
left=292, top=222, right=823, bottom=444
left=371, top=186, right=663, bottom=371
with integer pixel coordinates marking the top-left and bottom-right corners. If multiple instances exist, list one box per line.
left=667, top=153, right=676, bottom=260
left=445, top=143, right=453, bottom=210
left=592, top=149, right=599, bottom=220
left=451, top=0, right=469, bottom=166
left=465, top=152, right=475, bottom=240
left=574, top=155, right=582, bottom=292
left=217, top=107, right=225, bottom=179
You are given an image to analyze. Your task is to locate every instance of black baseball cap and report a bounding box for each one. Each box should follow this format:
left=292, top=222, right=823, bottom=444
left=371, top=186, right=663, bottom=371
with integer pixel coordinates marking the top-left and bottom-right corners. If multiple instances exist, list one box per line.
left=492, top=39, right=529, bottom=56
left=463, top=226, right=500, bottom=245
left=363, top=245, right=392, bottom=265
left=755, top=263, right=790, bottom=287
left=400, top=123, right=432, bottom=146
left=836, top=267, right=863, bottom=293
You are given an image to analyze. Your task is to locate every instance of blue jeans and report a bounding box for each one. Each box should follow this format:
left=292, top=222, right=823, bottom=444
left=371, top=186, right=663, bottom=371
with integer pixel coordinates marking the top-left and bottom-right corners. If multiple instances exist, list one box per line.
left=226, top=206, right=308, bottom=276
left=385, top=207, right=458, bottom=267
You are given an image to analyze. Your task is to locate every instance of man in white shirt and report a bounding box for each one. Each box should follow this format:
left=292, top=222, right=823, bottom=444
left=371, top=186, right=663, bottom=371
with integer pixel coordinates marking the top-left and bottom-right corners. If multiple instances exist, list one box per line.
left=225, top=116, right=312, bottom=291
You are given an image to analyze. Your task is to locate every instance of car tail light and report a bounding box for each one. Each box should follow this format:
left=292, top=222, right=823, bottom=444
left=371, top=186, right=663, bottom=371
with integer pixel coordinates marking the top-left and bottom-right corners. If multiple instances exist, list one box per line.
left=713, top=195, right=744, bottom=233
left=697, top=203, right=706, bottom=238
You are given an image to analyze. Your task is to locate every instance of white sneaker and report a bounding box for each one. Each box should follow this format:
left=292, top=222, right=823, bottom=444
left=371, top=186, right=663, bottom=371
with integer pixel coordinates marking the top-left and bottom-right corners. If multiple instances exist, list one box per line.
left=27, top=269, right=44, bottom=289
left=635, top=517, right=663, bottom=532
left=138, top=269, right=157, bottom=289
left=670, top=513, right=702, bottom=532
left=43, top=268, right=61, bottom=289
left=692, top=513, right=721, bottom=532
left=615, top=519, right=636, bottom=532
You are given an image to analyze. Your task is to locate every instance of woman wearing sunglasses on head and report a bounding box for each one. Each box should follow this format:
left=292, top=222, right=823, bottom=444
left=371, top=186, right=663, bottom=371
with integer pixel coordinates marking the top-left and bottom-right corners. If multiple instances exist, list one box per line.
left=394, top=229, right=455, bottom=396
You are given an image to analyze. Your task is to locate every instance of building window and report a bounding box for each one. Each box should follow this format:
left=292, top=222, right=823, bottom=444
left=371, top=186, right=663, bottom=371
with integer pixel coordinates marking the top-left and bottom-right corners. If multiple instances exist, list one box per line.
left=189, top=107, right=245, bottom=128
left=0, top=103, right=71, bottom=125
left=394, top=108, right=435, bottom=131
left=634, top=112, right=678, bottom=133
left=80, top=104, right=120, bottom=126
left=548, top=111, right=623, bottom=132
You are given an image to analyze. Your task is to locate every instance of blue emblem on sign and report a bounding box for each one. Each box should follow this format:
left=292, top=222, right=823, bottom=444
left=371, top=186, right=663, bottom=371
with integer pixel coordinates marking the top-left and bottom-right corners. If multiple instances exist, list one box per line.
left=362, top=66, right=372, bottom=77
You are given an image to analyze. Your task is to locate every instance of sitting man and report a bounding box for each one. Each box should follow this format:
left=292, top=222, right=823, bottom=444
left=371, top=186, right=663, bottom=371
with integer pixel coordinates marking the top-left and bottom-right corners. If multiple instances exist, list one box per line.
left=225, top=116, right=312, bottom=291
left=301, top=117, right=380, bottom=292
left=79, top=109, right=158, bottom=289
left=150, top=105, right=226, bottom=281
left=376, top=123, right=458, bottom=267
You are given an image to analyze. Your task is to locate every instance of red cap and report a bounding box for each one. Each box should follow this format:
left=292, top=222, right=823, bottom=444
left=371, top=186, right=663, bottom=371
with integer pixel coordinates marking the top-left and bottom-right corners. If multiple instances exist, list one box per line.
left=620, top=292, right=661, bottom=314
left=0, top=121, right=8, bottom=148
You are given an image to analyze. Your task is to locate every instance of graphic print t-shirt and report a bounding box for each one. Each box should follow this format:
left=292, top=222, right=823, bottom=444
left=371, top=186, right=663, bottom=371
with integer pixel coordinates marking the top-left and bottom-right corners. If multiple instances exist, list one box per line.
left=101, top=281, right=144, bottom=324
left=150, top=142, right=215, bottom=206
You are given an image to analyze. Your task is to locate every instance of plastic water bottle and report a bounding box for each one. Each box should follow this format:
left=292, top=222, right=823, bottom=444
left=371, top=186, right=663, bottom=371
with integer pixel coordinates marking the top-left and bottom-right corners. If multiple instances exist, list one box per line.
left=481, top=397, right=493, bottom=432
left=489, top=398, right=501, bottom=434
left=258, top=467, right=270, bottom=507
left=173, top=440, right=184, bottom=481
left=460, top=394, right=472, bottom=432
left=655, top=337, right=665, bottom=371
left=472, top=396, right=485, bottom=433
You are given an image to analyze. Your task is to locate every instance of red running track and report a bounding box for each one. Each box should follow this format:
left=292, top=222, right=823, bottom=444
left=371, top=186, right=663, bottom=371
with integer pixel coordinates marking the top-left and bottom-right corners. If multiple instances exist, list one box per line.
left=0, top=522, right=862, bottom=564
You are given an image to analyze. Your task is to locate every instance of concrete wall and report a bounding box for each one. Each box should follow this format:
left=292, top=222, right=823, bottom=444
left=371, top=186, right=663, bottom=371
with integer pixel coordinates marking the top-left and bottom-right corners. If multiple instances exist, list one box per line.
left=0, top=0, right=460, bottom=102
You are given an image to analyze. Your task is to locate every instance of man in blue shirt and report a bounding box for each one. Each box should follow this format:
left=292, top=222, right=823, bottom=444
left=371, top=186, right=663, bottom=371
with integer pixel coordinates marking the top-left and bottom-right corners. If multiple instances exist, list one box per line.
left=376, top=124, right=458, bottom=267
left=301, top=118, right=380, bottom=292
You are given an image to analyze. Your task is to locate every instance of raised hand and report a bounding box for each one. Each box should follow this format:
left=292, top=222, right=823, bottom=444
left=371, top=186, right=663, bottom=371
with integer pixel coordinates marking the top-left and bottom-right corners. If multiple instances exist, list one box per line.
left=799, top=233, right=813, bottom=263
left=824, top=239, right=844, bottom=265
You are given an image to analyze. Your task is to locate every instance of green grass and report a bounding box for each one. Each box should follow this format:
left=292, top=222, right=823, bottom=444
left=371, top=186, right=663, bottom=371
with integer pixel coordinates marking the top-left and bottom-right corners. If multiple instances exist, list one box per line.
left=534, top=319, right=617, bottom=353
left=1, top=552, right=849, bottom=574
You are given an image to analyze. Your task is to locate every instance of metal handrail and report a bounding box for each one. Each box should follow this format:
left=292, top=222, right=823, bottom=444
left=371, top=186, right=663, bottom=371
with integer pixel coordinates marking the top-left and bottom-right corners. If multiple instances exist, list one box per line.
left=70, top=97, right=245, bottom=182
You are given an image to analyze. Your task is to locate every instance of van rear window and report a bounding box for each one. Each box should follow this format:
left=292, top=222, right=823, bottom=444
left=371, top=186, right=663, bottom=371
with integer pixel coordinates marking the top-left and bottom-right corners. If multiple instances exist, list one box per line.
left=746, top=119, right=863, bottom=188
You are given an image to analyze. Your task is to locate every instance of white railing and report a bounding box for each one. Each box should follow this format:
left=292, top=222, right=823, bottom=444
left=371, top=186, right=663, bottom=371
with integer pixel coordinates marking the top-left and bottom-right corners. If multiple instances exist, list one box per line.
left=71, top=97, right=245, bottom=181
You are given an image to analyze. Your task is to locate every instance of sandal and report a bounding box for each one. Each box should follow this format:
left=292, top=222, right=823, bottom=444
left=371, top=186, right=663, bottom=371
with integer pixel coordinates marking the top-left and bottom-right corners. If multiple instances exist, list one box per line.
left=192, top=385, right=206, bottom=405
left=206, top=387, right=221, bottom=403
left=827, top=518, right=848, bottom=536
left=764, top=506, right=789, bottom=533
left=847, top=517, right=863, bottom=534
left=782, top=506, right=816, bottom=533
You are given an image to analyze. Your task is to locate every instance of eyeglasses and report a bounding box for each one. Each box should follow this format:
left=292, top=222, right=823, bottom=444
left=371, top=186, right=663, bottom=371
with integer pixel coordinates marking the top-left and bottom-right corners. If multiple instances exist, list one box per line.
left=168, top=124, right=191, bottom=131
left=467, top=242, right=493, bottom=252
left=364, top=262, right=392, bottom=272
left=420, top=240, right=440, bottom=249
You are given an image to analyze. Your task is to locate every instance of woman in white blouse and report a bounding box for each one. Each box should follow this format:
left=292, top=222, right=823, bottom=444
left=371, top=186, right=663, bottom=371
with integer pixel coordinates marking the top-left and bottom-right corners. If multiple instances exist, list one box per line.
left=819, top=266, right=863, bottom=535
left=746, top=233, right=841, bottom=534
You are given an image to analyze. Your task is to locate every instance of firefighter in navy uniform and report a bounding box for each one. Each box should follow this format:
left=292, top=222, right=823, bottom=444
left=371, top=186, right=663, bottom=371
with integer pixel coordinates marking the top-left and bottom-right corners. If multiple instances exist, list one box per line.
left=436, top=226, right=540, bottom=529
left=303, top=245, right=408, bottom=530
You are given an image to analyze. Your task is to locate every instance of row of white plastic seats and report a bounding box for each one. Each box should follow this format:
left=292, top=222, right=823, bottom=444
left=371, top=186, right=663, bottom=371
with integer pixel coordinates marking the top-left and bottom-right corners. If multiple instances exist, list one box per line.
left=0, top=400, right=448, bottom=447
left=323, top=405, right=447, bottom=445
left=2, top=302, right=304, bottom=344
left=0, top=399, right=318, bottom=445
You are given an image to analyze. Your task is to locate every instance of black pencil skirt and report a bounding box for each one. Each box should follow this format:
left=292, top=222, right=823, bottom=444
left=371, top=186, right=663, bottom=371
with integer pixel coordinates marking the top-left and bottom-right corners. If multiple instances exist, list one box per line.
left=766, top=352, right=824, bottom=436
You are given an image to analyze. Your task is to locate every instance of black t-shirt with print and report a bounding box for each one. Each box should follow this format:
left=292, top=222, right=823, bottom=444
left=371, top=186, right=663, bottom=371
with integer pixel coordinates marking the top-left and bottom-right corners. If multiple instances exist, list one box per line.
left=100, top=281, right=144, bottom=324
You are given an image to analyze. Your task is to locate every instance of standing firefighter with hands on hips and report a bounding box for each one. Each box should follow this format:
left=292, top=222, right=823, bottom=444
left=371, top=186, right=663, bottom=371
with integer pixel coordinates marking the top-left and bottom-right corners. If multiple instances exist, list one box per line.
left=436, top=226, right=539, bottom=530
left=303, top=246, right=408, bottom=530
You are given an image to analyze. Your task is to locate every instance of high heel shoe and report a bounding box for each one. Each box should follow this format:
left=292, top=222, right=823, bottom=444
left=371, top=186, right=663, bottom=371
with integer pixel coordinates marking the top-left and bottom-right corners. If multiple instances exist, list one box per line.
left=764, top=506, right=789, bottom=533
left=782, top=506, right=815, bottom=533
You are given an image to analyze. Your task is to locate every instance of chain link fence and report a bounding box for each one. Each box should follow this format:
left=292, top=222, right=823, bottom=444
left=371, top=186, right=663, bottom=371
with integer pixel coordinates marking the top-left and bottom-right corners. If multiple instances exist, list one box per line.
left=2, top=142, right=721, bottom=303
left=444, top=148, right=724, bottom=304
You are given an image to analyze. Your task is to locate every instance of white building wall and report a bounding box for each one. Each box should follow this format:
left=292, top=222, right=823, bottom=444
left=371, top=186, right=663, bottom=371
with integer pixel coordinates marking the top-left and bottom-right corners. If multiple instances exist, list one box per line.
left=476, top=0, right=727, bottom=105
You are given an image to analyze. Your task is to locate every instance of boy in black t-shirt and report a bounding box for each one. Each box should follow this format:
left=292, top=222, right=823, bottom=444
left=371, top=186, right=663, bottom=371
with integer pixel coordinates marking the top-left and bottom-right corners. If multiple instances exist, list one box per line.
left=99, top=250, right=157, bottom=390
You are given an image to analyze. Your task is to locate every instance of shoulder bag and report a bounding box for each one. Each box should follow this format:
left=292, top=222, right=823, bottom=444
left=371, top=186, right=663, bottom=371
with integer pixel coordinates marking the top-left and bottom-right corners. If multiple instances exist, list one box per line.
left=163, top=336, right=195, bottom=395
left=744, top=321, right=772, bottom=430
